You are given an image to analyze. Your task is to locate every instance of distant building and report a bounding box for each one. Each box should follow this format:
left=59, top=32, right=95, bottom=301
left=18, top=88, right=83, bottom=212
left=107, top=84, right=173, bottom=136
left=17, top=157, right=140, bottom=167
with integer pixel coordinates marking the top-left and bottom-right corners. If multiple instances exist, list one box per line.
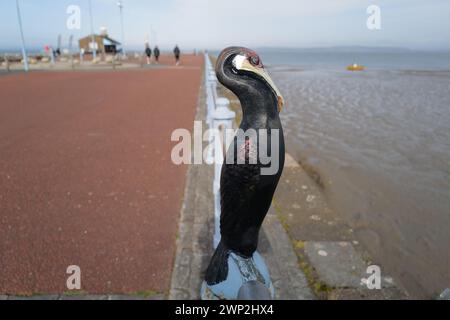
left=78, top=34, right=122, bottom=55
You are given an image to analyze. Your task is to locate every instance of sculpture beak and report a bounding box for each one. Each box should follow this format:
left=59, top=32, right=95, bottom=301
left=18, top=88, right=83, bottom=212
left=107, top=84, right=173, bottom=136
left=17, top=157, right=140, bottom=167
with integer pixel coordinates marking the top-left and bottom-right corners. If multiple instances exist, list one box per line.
left=241, top=60, right=285, bottom=112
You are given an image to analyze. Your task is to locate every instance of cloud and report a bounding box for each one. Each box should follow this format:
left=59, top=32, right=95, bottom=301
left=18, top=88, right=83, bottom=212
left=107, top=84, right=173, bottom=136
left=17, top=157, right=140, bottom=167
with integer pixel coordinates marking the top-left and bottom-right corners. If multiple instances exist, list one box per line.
left=132, top=0, right=449, bottom=50
left=158, top=0, right=365, bottom=47
left=3, top=0, right=449, bottom=50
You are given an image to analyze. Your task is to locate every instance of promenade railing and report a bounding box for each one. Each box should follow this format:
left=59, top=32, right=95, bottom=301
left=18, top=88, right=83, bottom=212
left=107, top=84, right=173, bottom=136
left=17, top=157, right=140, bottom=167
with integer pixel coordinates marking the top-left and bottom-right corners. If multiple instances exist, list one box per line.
left=204, top=52, right=235, bottom=248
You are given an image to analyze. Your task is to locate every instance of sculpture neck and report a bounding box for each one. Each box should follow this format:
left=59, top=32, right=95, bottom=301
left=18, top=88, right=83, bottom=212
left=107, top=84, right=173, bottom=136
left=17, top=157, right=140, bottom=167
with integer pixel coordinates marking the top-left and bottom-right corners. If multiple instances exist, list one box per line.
left=237, top=84, right=280, bottom=128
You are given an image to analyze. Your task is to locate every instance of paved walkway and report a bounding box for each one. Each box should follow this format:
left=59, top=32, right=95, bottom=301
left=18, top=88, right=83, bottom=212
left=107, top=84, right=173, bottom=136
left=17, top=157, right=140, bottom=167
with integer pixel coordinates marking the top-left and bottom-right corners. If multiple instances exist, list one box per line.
left=0, top=55, right=202, bottom=296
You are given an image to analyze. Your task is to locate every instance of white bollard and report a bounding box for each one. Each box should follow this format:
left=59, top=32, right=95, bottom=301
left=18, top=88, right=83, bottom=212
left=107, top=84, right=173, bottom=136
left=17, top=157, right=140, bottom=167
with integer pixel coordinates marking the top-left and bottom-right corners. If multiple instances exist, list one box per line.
left=208, top=74, right=218, bottom=102
left=5, top=55, right=10, bottom=72
left=50, top=48, right=55, bottom=65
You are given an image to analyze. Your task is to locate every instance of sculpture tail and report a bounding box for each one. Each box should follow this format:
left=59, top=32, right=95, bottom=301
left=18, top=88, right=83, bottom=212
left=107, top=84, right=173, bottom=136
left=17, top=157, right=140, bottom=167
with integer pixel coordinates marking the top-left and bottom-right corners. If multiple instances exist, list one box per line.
left=205, top=241, right=229, bottom=285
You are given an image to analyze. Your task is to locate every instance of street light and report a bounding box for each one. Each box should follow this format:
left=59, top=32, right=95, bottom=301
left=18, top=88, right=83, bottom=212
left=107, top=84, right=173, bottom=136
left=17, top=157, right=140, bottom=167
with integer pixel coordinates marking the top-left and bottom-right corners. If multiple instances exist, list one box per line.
left=88, top=0, right=96, bottom=59
left=15, top=0, right=28, bottom=72
left=117, top=1, right=126, bottom=57
left=150, top=24, right=157, bottom=46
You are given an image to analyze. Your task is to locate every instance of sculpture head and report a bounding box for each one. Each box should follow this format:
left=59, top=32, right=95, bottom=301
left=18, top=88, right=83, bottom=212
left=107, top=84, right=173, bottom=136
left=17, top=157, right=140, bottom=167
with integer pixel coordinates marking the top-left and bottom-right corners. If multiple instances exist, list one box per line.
left=215, top=47, right=284, bottom=112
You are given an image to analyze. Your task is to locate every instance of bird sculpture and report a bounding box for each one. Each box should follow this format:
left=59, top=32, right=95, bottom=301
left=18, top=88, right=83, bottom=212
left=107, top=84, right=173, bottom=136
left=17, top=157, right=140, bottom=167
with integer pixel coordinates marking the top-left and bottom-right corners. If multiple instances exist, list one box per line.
left=202, top=47, right=285, bottom=300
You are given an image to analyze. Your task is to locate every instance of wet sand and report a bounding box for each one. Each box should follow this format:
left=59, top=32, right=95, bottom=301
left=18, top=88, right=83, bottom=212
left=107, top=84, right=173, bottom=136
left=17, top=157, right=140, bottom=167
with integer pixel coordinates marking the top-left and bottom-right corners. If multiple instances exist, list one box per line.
left=271, top=67, right=450, bottom=298
left=0, top=55, right=202, bottom=295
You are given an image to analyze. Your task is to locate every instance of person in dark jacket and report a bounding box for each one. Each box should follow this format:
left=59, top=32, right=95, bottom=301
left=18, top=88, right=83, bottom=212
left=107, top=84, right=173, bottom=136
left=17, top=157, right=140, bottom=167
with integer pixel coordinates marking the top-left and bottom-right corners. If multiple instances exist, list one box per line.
left=154, top=46, right=160, bottom=63
left=145, top=43, right=152, bottom=64
left=173, top=45, right=180, bottom=65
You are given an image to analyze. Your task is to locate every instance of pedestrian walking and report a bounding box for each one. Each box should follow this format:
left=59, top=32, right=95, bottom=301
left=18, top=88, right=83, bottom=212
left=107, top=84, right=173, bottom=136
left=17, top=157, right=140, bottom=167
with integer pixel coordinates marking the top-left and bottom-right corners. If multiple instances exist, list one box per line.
left=145, top=43, right=152, bottom=65
left=173, top=45, right=180, bottom=66
left=154, top=46, right=160, bottom=63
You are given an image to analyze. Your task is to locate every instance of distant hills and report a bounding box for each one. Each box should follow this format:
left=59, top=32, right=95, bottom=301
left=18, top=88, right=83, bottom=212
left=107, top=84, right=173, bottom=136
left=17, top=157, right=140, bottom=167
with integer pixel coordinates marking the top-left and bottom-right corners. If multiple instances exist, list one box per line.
left=255, top=46, right=422, bottom=53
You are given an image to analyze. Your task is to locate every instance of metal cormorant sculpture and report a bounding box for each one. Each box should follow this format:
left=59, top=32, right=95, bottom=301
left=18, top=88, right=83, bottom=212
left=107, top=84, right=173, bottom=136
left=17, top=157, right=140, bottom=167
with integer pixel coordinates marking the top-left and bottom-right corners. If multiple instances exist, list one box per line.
left=202, top=47, right=285, bottom=300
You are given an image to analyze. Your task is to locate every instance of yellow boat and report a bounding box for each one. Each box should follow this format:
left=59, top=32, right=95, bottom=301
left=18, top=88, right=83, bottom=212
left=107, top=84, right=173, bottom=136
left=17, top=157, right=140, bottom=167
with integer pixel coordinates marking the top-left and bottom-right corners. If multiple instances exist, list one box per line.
left=347, top=63, right=365, bottom=71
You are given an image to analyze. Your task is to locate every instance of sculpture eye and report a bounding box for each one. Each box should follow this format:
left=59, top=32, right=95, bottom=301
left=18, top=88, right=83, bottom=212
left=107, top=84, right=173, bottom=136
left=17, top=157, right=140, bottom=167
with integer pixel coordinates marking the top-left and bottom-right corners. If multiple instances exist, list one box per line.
left=250, top=55, right=260, bottom=66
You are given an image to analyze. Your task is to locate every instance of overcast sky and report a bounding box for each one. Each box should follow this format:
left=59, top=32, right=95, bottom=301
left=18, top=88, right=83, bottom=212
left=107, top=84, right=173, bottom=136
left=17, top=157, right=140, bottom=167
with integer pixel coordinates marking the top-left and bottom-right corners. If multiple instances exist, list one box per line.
left=1, top=0, right=450, bottom=51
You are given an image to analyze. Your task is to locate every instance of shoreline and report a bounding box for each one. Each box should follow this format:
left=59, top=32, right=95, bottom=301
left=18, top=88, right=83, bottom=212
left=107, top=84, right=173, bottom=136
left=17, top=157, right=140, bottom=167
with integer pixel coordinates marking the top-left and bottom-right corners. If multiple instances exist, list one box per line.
left=269, top=64, right=450, bottom=298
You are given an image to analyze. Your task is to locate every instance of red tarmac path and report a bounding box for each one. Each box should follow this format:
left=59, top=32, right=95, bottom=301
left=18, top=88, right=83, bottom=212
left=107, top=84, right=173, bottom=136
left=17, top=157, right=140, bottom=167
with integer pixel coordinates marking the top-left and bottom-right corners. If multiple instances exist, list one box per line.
left=0, top=55, right=203, bottom=295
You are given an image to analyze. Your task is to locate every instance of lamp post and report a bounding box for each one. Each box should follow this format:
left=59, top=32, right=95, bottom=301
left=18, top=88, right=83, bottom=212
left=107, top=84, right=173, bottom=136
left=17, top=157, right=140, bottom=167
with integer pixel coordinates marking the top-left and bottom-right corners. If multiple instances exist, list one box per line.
left=117, top=1, right=126, bottom=57
left=15, top=0, right=28, bottom=72
left=88, top=0, right=96, bottom=59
